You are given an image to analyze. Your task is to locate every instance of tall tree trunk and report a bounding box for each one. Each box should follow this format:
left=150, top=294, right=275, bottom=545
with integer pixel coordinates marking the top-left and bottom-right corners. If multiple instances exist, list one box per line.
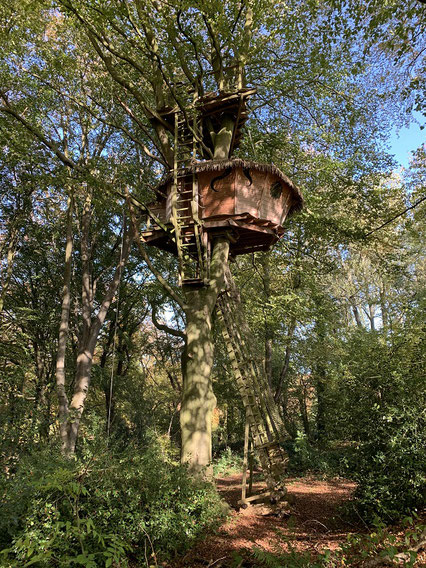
left=62, top=221, right=133, bottom=456
left=56, top=193, right=74, bottom=451
left=315, top=369, right=327, bottom=441
left=351, top=302, right=362, bottom=327
left=380, top=282, right=388, bottom=331
left=274, top=316, right=296, bottom=402
left=314, top=318, right=327, bottom=443
left=298, top=382, right=311, bottom=440
left=260, top=254, right=273, bottom=388
left=0, top=224, right=18, bottom=313
left=180, top=236, right=230, bottom=474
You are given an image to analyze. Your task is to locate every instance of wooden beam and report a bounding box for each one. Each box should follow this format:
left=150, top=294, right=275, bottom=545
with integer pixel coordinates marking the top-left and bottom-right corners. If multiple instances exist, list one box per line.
left=241, top=413, right=250, bottom=502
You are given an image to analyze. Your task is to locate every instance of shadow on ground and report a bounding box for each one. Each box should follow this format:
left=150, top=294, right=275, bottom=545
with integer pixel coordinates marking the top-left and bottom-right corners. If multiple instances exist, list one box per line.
left=170, top=472, right=358, bottom=567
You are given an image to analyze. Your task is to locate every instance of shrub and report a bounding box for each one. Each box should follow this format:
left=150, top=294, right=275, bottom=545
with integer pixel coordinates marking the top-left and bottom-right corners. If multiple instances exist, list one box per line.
left=213, top=447, right=244, bottom=476
left=0, top=438, right=227, bottom=567
left=338, top=326, right=426, bottom=521
left=285, top=432, right=354, bottom=478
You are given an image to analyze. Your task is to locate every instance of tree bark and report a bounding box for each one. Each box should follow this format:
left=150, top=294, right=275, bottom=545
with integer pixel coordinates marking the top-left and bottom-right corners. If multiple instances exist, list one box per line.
left=0, top=224, right=19, bottom=314
left=213, top=114, right=235, bottom=159
left=314, top=318, right=327, bottom=443
left=62, top=220, right=133, bottom=455
left=274, top=316, right=296, bottom=402
left=260, top=254, right=273, bottom=388
left=180, top=236, right=230, bottom=474
left=56, top=193, right=74, bottom=450
left=351, top=302, right=362, bottom=327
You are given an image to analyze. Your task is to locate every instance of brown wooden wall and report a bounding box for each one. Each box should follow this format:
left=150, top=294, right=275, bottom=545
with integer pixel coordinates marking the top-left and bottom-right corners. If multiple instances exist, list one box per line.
left=198, top=167, right=293, bottom=224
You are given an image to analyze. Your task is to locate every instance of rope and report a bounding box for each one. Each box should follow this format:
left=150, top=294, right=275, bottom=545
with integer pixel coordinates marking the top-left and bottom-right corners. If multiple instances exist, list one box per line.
left=107, top=211, right=125, bottom=441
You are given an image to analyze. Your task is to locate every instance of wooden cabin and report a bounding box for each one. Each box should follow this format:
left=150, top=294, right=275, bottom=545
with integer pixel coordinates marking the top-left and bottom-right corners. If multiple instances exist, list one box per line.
left=141, top=158, right=303, bottom=257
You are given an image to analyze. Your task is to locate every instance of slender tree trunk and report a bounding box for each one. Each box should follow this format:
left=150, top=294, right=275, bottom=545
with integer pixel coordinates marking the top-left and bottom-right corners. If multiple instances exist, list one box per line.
left=298, top=385, right=311, bottom=440
left=274, top=316, right=296, bottom=402
left=314, top=300, right=327, bottom=443
left=368, top=303, right=375, bottom=330
left=351, top=303, right=362, bottom=327
left=62, top=221, right=133, bottom=455
left=56, top=193, right=74, bottom=451
left=380, top=282, right=388, bottom=331
left=0, top=224, right=18, bottom=313
left=260, top=254, right=273, bottom=388
left=180, top=236, right=230, bottom=474
left=315, top=370, right=327, bottom=441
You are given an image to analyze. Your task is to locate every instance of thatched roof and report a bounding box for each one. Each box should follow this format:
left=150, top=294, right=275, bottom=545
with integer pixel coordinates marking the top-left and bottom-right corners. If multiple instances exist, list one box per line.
left=156, top=158, right=304, bottom=215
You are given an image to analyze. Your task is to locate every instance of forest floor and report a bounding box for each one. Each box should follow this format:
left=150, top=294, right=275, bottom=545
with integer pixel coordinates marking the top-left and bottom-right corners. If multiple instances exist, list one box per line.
left=170, top=473, right=426, bottom=568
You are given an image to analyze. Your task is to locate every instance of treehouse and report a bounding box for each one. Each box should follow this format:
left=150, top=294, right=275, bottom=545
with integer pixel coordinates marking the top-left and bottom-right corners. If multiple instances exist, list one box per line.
left=142, top=158, right=303, bottom=258
left=139, top=87, right=304, bottom=510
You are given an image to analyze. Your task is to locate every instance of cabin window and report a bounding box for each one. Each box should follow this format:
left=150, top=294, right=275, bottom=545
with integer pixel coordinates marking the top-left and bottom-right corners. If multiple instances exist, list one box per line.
left=270, top=181, right=282, bottom=199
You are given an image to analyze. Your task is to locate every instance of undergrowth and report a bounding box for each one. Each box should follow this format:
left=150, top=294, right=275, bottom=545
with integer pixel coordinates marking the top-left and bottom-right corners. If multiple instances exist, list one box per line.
left=213, top=447, right=245, bottom=476
left=0, top=437, right=228, bottom=567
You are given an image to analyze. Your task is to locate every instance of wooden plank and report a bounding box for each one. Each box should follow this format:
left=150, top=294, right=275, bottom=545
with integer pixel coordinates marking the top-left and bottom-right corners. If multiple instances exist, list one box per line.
left=238, top=491, right=271, bottom=506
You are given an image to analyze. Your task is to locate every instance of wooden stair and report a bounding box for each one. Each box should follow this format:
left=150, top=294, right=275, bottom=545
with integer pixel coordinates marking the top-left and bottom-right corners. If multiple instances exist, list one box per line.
left=216, top=280, right=288, bottom=505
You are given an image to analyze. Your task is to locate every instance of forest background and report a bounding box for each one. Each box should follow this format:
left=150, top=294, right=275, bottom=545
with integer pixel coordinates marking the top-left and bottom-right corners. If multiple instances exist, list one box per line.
left=0, top=0, right=425, bottom=566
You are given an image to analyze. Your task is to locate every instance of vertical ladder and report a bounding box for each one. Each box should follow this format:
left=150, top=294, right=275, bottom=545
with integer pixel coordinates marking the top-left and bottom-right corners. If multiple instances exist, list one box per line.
left=216, top=288, right=289, bottom=502
left=170, top=91, right=206, bottom=286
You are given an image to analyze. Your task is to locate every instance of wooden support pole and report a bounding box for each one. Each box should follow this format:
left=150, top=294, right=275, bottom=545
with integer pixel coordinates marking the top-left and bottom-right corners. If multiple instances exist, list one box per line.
left=241, top=412, right=250, bottom=502
left=249, top=440, right=254, bottom=496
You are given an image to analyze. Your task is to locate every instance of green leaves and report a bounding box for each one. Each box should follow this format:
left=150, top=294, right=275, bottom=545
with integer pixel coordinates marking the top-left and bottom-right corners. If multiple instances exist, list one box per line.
left=0, top=442, right=227, bottom=566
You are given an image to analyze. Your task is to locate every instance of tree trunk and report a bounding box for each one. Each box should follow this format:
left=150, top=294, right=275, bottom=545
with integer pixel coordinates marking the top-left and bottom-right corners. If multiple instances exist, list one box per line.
left=180, top=236, right=230, bottom=474
left=213, top=114, right=235, bottom=160
left=56, top=193, right=74, bottom=451
left=61, top=221, right=133, bottom=455
left=0, top=224, right=19, bottom=313
left=314, top=303, right=327, bottom=443
left=351, top=303, right=362, bottom=327
left=298, top=381, right=311, bottom=440
left=274, top=316, right=296, bottom=402
left=380, top=282, right=388, bottom=331
left=260, top=254, right=273, bottom=388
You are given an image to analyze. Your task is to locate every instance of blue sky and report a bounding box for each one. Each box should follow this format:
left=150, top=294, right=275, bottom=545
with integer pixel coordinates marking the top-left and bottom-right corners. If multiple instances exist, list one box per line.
left=388, top=113, right=425, bottom=168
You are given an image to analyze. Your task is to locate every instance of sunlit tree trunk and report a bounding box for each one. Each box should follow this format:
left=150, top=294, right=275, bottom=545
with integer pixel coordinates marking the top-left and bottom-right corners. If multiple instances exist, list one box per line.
left=180, top=237, right=230, bottom=474
left=56, top=193, right=74, bottom=450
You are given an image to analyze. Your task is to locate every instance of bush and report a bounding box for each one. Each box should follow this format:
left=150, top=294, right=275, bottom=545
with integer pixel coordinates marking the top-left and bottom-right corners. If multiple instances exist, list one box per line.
left=213, top=447, right=244, bottom=476
left=285, top=432, right=354, bottom=478
left=0, top=438, right=227, bottom=567
left=338, top=326, right=426, bottom=521
left=351, top=401, right=426, bottom=521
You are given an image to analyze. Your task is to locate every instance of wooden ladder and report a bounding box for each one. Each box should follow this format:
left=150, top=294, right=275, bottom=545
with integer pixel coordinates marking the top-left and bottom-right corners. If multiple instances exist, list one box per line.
left=170, top=95, right=206, bottom=287
left=216, top=287, right=289, bottom=504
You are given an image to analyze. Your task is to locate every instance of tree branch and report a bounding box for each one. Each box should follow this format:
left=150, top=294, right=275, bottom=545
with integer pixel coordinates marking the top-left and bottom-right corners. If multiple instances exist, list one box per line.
left=125, top=188, right=187, bottom=311
left=151, top=303, right=186, bottom=338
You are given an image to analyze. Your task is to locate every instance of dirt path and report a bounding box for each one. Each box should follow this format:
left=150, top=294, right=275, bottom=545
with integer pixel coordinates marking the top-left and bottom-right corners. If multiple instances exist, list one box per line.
left=171, top=473, right=358, bottom=567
